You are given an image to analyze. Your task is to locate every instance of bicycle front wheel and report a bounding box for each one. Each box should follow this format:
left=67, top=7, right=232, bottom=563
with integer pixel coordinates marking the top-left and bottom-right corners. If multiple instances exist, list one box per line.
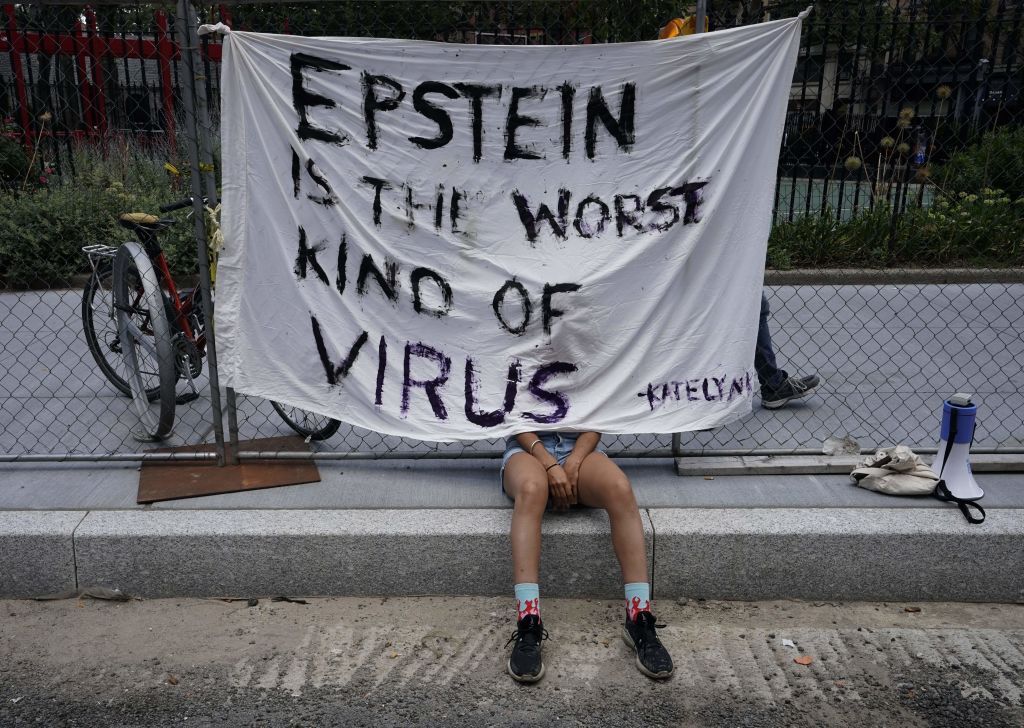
left=270, top=401, right=342, bottom=441
left=113, top=242, right=177, bottom=441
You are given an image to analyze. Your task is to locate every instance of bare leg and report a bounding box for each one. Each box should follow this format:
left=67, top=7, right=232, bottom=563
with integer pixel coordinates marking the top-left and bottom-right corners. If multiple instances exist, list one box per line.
left=502, top=453, right=550, bottom=584
left=575, top=453, right=648, bottom=584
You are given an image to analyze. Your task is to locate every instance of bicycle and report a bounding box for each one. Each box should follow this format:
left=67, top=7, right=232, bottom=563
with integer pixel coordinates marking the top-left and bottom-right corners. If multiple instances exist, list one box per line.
left=82, top=198, right=341, bottom=443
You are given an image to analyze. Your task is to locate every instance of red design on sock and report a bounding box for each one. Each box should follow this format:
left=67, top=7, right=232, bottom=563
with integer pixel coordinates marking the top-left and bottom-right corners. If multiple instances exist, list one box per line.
left=517, top=598, right=540, bottom=621
left=627, top=595, right=651, bottom=621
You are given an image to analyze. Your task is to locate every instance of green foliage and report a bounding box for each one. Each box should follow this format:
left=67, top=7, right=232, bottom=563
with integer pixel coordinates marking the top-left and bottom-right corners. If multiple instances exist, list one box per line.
left=0, top=137, right=30, bottom=189
left=768, top=206, right=891, bottom=269
left=936, top=126, right=1024, bottom=201
left=769, top=189, right=1024, bottom=269
left=0, top=139, right=198, bottom=287
left=899, top=189, right=1024, bottom=266
left=0, top=186, right=125, bottom=286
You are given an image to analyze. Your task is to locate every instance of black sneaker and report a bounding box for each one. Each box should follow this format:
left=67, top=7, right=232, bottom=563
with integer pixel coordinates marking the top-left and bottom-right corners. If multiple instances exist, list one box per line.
left=505, top=614, right=548, bottom=683
left=761, top=374, right=821, bottom=409
left=623, top=611, right=674, bottom=679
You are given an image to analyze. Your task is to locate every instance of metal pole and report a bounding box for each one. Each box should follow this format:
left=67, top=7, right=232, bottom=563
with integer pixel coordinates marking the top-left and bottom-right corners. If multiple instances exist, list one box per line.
left=182, top=2, right=242, bottom=465
left=672, top=1, right=706, bottom=459
left=177, top=0, right=227, bottom=467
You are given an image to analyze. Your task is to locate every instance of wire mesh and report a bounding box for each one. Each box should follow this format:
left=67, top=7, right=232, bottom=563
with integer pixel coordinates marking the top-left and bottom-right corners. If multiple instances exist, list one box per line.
left=1, top=0, right=1022, bottom=461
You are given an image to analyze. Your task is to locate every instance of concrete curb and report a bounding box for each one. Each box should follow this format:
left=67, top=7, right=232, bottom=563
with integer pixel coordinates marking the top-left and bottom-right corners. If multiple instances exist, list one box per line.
left=0, top=511, right=85, bottom=597
left=652, top=508, right=1024, bottom=603
left=71, top=509, right=653, bottom=599
left=3, top=507, right=1022, bottom=602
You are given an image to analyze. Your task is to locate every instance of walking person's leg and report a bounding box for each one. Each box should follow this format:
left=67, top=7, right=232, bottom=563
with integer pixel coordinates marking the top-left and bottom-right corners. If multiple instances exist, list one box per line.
left=755, top=291, right=788, bottom=392
left=756, top=291, right=821, bottom=409
left=575, top=453, right=674, bottom=679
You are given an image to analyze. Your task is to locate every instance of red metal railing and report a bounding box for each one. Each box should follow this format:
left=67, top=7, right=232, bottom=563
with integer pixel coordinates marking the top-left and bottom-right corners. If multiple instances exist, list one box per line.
left=1, top=3, right=224, bottom=148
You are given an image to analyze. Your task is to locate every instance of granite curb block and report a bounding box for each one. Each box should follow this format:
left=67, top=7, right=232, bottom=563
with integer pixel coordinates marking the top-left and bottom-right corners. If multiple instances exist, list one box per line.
left=649, top=508, right=1024, bottom=603
left=73, top=509, right=654, bottom=599
left=6, top=508, right=1023, bottom=601
left=0, top=511, right=85, bottom=597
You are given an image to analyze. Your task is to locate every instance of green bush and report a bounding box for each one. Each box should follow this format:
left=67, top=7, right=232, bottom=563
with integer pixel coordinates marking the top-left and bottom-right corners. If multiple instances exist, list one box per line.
left=768, top=206, right=893, bottom=269
left=0, top=186, right=122, bottom=285
left=0, top=140, right=199, bottom=287
left=0, top=137, right=30, bottom=189
left=769, top=189, right=1024, bottom=269
left=897, top=189, right=1024, bottom=266
left=936, top=126, right=1024, bottom=200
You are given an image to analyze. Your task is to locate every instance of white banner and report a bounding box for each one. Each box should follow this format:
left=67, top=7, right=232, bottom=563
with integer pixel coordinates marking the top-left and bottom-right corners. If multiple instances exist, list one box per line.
left=213, top=16, right=804, bottom=441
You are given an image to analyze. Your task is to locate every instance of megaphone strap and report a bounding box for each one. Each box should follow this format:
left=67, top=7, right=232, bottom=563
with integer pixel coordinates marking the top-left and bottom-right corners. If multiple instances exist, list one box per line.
left=934, top=479, right=986, bottom=524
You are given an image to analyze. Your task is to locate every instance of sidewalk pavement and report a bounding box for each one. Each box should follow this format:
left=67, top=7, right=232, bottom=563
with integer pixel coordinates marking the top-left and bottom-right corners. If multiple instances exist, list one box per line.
left=2, top=459, right=1022, bottom=603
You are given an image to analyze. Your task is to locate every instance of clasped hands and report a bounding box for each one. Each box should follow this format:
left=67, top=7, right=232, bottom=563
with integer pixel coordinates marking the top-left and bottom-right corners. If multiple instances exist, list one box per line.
left=546, top=453, right=582, bottom=511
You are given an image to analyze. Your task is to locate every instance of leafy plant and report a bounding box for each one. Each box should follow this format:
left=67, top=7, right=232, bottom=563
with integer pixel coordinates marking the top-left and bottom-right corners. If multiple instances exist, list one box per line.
left=769, top=189, right=1024, bottom=269
left=935, top=126, right=1024, bottom=201
left=0, top=136, right=30, bottom=190
left=0, top=136, right=199, bottom=286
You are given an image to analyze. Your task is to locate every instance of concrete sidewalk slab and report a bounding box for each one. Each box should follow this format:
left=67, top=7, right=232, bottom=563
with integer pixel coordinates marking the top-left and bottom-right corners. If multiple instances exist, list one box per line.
left=1, top=460, right=1022, bottom=510
left=650, top=508, right=1024, bottom=603
left=72, top=509, right=653, bottom=599
left=0, top=511, right=84, bottom=597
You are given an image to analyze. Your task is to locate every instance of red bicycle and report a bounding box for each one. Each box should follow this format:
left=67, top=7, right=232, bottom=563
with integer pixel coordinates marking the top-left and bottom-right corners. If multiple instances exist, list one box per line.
left=82, top=198, right=340, bottom=442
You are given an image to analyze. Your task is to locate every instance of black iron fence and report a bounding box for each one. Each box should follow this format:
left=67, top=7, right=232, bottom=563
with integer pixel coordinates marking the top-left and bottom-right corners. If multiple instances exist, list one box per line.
left=1, top=0, right=1023, bottom=462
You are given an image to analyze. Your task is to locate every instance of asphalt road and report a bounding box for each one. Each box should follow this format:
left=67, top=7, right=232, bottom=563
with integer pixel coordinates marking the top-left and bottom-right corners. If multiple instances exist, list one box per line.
left=1, top=596, right=1022, bottom=727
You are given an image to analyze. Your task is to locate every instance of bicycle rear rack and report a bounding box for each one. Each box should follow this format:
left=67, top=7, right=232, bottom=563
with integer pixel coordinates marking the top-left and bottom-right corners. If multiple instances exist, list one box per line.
left=82, top=244, right=119, bottom=277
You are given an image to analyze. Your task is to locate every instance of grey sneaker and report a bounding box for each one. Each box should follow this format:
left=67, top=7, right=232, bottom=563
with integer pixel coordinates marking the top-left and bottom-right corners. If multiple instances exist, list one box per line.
left=761, top=374, right=820, bottom=409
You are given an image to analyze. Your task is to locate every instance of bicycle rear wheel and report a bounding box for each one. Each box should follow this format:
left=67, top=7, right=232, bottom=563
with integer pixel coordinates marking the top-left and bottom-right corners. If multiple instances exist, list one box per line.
left=82, top=260, right=160, bottom=400
left=270, top=401, right=341, bottom=441
left=113, top=242, right=177, bottom=441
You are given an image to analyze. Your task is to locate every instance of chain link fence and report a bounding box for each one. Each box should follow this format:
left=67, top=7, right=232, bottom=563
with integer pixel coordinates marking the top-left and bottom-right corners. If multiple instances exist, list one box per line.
left=1, top=0, right=1022, bottom=462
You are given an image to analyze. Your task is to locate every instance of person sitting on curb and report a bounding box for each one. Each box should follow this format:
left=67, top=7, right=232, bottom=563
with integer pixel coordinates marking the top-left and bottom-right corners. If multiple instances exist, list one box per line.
left=756, top=292, right=821, bottom=409
left=501, top=431, right=673, bottom=683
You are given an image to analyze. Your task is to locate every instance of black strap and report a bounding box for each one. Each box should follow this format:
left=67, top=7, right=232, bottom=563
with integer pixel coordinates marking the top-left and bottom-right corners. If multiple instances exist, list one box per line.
left=934, top=479, right=986, bottom=524
left=932, top=410, right=985, bottom=524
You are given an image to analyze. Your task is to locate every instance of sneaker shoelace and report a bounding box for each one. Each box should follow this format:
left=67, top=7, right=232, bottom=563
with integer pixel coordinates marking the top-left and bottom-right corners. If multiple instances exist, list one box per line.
left=505, top=623, right=549, bottom=650
left=786, top=375, right=810, bottom=393
left=634, top=612, right=667, bottom=648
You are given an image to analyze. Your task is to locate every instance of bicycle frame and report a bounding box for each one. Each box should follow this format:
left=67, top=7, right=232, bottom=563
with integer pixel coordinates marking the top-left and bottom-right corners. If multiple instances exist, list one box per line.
left=137, top=228, right=207, bottom=356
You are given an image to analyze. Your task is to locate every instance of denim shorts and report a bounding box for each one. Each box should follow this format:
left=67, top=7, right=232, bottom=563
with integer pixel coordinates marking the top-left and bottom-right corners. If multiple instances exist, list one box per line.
left=500, top=432, right=602, bottom=497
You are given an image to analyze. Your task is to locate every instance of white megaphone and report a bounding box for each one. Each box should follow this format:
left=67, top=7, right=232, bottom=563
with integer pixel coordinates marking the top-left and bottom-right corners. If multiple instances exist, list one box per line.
left=932, top=393, right=983, bottom=500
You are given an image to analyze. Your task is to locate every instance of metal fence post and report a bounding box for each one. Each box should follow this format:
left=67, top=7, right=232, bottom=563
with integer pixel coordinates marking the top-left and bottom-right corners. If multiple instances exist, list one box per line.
left=176, top=0, right=228, bottom=466
left=189, top=4, right=242, bottom=465
left=672, top=0, right=708, bottom=461
left=695, top=0, right=707, bottom=37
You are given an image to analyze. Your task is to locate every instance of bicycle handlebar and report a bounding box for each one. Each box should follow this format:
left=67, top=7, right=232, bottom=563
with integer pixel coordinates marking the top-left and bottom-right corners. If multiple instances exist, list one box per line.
left=159, top=198, right=196, bottom=213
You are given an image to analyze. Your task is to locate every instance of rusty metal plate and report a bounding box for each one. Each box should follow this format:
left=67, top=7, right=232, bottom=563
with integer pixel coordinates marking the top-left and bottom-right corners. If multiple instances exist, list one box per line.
left=138, top=436, right=320, bottom=504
